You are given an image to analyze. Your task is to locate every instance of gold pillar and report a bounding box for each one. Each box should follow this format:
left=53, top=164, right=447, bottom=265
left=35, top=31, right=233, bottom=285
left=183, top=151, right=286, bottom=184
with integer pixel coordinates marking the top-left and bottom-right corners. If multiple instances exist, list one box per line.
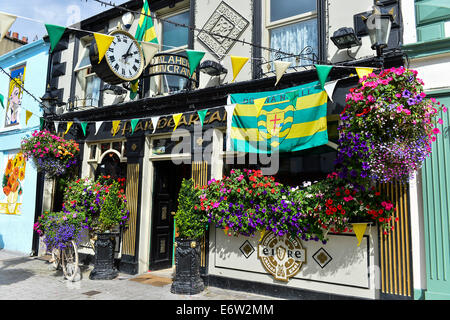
left=122, top=163, right=140, bottom=257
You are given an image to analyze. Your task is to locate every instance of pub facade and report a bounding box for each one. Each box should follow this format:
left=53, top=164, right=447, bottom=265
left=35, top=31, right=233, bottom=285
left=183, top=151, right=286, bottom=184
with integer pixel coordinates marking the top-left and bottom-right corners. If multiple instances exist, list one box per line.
left=39, top=0, right=414, bottom=299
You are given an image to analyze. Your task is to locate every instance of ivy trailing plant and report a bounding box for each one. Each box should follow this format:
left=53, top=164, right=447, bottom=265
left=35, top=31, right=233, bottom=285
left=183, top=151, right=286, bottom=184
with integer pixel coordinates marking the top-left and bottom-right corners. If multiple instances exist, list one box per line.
left=174, top=178, right=208, bottom=240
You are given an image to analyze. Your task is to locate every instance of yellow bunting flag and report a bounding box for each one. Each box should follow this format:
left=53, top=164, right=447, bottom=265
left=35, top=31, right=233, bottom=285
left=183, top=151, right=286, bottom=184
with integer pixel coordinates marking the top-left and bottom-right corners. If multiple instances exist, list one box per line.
left=355, top=67, right=374, bottom=84
left=25, top=110, right=33, bottom=125
left=352, top=223, right=368, bottom=247
left=94, top=33, right=115, bottom=64
left=231, top=56, right=249, bottom=82
left=259, top=229, right=266, bottom=242
left=254, top=97, right=266, bottom=117
left=172, top=113, right=182, bottom=132
left=112, top=120, right=120, bottom=136
left=65, top=121, right=73, bottom=135
left=274, top=61, right=291, bottom=86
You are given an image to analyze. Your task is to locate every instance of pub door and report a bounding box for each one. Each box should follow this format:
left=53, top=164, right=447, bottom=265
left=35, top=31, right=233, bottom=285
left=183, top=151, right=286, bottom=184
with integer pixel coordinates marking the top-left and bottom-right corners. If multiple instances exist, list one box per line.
left=150, top=161, right=191, bottom=270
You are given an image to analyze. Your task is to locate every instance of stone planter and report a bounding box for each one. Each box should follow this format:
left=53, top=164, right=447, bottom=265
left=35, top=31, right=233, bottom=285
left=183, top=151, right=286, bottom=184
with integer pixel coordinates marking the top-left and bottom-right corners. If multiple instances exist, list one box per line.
left=170, top=238, right=204, bottom=295
left=89, top=232, right=119, bottom=280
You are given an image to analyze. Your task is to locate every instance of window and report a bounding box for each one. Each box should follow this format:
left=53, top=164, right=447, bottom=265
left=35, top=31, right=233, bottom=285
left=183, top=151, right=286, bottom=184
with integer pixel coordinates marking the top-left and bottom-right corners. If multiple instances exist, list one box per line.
left=265, top=0, right=318, bottom=69
left=74, top=41, right=101, bottom=108
left=161, top=10, right=190, bottom=52
left=415, top=0, right=450, bottom=41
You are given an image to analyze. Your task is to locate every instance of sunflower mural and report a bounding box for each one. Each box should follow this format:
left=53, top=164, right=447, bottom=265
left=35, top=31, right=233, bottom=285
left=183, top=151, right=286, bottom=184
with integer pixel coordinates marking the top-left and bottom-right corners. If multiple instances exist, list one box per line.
left=1, top=152, right=26, bottom=214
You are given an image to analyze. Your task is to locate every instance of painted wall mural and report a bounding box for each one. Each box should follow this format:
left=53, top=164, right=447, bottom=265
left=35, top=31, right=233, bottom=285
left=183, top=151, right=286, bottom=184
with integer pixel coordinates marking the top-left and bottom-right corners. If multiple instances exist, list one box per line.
left=1, top=152, right=26, bottom=214
left=5, top=64, right=26, bottom=127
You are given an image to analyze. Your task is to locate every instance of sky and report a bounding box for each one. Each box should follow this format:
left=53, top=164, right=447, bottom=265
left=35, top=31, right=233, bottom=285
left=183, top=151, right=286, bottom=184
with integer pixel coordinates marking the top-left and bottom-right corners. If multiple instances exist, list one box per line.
left=1, top=0, right=130, bottom=42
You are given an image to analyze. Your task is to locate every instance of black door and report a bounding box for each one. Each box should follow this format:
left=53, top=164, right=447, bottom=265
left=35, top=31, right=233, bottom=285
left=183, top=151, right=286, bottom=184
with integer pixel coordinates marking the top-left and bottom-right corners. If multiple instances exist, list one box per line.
left=150, top=161, right=191, bottom=270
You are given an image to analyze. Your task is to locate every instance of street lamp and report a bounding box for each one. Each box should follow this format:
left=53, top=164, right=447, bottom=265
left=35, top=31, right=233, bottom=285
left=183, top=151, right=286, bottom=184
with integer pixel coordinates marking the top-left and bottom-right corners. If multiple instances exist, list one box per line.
left=41, top=85, right=58, bottom=114
left=365, top=11, right=393, bottom=66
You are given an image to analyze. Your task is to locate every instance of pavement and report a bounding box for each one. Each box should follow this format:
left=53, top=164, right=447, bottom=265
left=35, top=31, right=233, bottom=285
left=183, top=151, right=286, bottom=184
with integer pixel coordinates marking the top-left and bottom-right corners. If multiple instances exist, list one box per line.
left=0, top=249, right=278, bottom=301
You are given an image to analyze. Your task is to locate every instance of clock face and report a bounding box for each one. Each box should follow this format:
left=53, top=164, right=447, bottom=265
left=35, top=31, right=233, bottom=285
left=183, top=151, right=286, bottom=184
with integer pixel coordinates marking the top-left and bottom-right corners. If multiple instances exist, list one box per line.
left=105, top=31, right=144, bottom=81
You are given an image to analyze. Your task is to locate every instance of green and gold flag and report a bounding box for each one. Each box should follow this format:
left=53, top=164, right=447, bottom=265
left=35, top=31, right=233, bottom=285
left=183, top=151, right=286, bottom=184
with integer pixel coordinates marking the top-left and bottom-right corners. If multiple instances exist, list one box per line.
left=130, top=0, right=158, bottom=100
left=228, top=81, right=328, bottom=153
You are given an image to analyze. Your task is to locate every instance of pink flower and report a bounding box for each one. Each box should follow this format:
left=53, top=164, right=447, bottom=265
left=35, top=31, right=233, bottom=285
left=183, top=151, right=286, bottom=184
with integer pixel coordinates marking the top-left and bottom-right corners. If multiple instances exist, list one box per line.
left=438, top=118, right=443, bottom=125
left=443, top=106, right=448, bottom=113
left=433, top=127, right=441, bottom=134
left=343, top=195, right=353, bottom=202
left=403, top=109, right=411, bottom=115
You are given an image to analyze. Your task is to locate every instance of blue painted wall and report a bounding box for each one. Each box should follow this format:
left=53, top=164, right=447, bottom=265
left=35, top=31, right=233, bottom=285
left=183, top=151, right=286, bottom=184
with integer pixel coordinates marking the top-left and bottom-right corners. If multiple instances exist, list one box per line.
left=0, top=40, right=49, bottom=254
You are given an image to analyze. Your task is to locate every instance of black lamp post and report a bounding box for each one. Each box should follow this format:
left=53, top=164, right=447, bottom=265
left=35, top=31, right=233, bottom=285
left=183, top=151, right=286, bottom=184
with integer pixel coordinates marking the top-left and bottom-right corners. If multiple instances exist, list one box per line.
left=365, top=12, right=393, bottom=67
left=41, top=85, right=58, bottom=115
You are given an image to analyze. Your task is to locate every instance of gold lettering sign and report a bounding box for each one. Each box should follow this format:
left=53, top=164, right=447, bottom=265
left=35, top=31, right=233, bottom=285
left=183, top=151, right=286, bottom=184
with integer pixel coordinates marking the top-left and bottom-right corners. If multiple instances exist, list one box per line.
left=149, top=54, right=198, bottom=82
left=258, top=232, right=306, bottom=282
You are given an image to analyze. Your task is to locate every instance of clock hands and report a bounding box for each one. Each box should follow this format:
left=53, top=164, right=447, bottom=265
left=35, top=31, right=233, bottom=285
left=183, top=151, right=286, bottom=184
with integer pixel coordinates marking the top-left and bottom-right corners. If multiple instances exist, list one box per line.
left=122, top=42, right=134, bottom=60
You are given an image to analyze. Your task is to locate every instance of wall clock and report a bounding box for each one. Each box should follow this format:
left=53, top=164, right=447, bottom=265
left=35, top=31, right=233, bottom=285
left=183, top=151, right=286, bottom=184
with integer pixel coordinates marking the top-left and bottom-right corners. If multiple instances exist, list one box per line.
left=89, top=28, right=145, bottom=85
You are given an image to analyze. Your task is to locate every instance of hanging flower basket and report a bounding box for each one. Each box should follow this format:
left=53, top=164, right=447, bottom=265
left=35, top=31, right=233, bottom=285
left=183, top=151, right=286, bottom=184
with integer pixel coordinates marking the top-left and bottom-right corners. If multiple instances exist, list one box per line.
left=336, top=67, right=447, bottom=184
left=20, top=130, right=79, bottom=178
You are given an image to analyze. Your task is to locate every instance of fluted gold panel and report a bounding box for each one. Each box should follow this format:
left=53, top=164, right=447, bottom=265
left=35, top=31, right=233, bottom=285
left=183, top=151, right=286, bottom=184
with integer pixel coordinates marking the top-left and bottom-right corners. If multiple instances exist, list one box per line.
left=191, top=161, right=208, bottom=267
left=379, top=181, right=412, bottom=298
left=122, top=163, right=140, bottom=256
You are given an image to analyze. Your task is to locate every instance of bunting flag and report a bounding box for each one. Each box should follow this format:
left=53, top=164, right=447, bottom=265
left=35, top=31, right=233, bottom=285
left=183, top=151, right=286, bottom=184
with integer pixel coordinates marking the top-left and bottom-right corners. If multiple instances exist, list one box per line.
left=94, top=33, right=115, bottom=64
left=274, top=61, right=291, bottom=86
left=186, top=50, right=205, bottom=77
left=95, top=121, right=103, bottom=135
left=259, top=229, right=266, bottom=242
left=130, top=119, right=139, bottom=134
left=254, top=97, right=266, bottom=117
left=228, top=81, right=328, bottom=153
left=230, top=56, right=249, bottom=82
left=131, top=0, right=158, bottom=100
left=25, top=110, right=33, bottom=125
left=355, top=67, right=374, bottom=83
left=323, top=80, right=339, bottom=102
left=151, top=116, right=160, bottom=133
left=64, top=121, right=73, bottom=135
left=0, top=12, right=17, bottom=43
left=197, top=109, right=208, bottom=127
left=172, top=113, right=182, bottom=131
left=44, top=24, right=66, bottom=53
left=54, top=121, right=60, bottom=133
left=352, top=223, right=368, bottom=247
left=314, top=65, right=333, bottom=90
left=224, top=104, right=236, bottom=151
left=80, top=121, right=88, bottom=136
left=112, top=120, right=121, bottom=136
left=140, top=41, right=159, bottom=68
left=286, top=90, right=299, bottom=107
left=0, top=93, right=4, bottom=108
left=40, top=118, right=44, bottom=130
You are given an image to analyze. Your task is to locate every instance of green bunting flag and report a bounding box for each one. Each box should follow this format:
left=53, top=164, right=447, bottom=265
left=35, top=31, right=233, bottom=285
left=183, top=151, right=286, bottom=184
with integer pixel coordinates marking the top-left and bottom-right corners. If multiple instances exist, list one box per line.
left=80, top=122, right=88, bottom=136
left=186, top=50, right=205, bottom=77
left=130, top=119, right=139, bottom=134
left=197, top=110, right=208, bottom=127
left=45, top=24, right=66, bottom=53
left=40, top=118, right=44, bottom=130
left=314, top=65, right=333, bottom=90
left=0, top=93, right=4, bottom=108
left=286, top=90, right=299, bottom=108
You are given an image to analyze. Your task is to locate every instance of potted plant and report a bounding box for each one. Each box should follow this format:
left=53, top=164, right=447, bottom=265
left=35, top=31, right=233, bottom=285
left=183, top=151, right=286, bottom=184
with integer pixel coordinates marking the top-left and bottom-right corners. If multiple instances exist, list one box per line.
left=20, top=130, right=79, bottom=178
left=171, top=178, right=208, bottom=295
left=62, top=176, right=129, bottom=280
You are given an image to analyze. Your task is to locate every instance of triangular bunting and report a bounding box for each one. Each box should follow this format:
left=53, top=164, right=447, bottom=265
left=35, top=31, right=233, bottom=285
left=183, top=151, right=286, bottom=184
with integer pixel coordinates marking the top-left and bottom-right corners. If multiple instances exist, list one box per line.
left=0, top=12, right=17, bottom=43
left=172, top=113, right=182, bottom=132
left=130, top=119, right=139, bottom=134
left=94, top=33, right=115, bottom=64
left=0, top=93, right=4, bottom=108
left=54, top=121, right=60, bottom=133
left=150, top=116, right=160, bottom=133
left=140, top=41, right=159, bottom=68
left=274, top=61, right=291, bottom=86
left=230, top=56, right=249, bottom=82
left=352, top=223, right=368, bottom=247
left=64, top=121, right=73, bottom=135
left=286, top=90, right=299, bottom=108
left=314, top=65, right=333, bottom=90
left=254, top=97, right=266, bottom=117
left=40, top=118, right=44, bottom=130
left=355, top=67, right=374, bottom=83
left=224, top=104, right=236, bottom=151
left=259, top=229, right=266, bottom=242
left=95, top=121, right=103, bottom=135
left=44, top=24, right=66, bottom=53
left=80, top=122, right=88, bottom=136
left=185, top=50, right=205, bottom=77
left=25, top=110, right=32, bottom=125
left=112, top=120, right=120, bottom=136
left=197, top=110, right=208, bottom=127
left=323, top=80, right=339, bottom=102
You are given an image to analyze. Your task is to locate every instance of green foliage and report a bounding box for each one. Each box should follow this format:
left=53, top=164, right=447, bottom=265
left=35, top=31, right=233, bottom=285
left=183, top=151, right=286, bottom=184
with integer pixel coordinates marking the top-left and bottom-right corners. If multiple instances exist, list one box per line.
left=175, top=179, right=208, bottom=240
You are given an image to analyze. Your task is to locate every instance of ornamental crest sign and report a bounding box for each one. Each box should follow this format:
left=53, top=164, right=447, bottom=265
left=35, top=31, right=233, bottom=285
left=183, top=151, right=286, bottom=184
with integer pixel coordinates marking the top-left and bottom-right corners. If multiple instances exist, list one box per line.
left=258, top=232, right=306, bottom=282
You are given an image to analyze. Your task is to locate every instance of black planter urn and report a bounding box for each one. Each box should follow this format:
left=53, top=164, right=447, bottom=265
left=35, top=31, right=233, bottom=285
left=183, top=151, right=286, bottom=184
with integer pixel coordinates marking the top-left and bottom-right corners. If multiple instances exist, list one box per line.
left=170, top=238, right=204, bottom=295
left=89, top=232, right=118, bottom=280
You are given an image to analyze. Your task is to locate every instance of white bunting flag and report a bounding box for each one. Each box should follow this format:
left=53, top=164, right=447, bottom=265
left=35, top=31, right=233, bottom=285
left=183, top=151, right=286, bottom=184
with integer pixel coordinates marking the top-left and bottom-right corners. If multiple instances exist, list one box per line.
left=151, top=116, right=160, bottom=133
left=0, top=12, right=17, bottom=42
left=224, top=104, right=236, bottom=151
left=95, top=121, right=103, bottom=135
left=323, top=79, right=339, bottom=102
left=54, top=121, right=60, bottom=133
left=140, top=41, right=159, bottom=68
left=274, top=61, right=291, bottom=86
